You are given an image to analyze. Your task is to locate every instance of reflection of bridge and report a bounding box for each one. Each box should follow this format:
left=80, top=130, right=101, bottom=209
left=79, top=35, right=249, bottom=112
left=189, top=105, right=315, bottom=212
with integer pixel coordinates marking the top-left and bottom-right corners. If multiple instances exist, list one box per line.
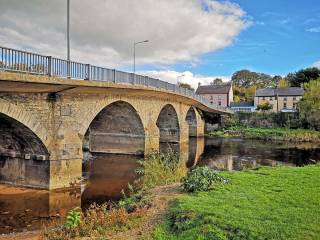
left=0, top=46, right=230, bottom=190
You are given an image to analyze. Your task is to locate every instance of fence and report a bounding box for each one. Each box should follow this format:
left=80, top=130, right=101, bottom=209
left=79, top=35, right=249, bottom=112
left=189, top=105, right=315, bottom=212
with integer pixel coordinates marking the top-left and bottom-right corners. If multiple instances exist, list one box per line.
left=0, top=46, right=229, bottom=112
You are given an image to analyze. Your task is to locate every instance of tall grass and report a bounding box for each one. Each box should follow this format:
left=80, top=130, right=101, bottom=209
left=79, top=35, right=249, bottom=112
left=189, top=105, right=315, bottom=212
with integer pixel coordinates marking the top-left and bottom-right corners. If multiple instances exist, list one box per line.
left=137, top=148, right=188, bottom=190
left=209, top=126, right=320, bottom=143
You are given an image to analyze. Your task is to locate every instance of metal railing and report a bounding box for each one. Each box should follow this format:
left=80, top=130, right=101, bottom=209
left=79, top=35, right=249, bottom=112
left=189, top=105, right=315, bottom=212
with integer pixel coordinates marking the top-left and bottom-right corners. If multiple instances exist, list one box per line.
left=0, top=46, right=229, bottom=112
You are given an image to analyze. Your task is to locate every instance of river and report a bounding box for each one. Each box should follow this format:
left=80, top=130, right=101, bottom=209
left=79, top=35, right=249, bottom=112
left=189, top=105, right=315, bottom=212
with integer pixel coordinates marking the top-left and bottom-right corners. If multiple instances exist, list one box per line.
left=0, top=137, right=319, bottom=236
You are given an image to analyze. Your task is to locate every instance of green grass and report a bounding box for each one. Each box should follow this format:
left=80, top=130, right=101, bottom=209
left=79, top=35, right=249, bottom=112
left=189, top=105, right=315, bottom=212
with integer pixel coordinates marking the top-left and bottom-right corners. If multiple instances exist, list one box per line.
left=209, top=126, right=320, bottom=143
left=153, top=165, right=320, bottom=240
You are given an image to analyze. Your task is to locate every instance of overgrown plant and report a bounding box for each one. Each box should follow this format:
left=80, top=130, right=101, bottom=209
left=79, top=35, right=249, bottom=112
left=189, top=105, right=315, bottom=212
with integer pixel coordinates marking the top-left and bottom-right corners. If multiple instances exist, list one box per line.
left=136, top=148, right=187, bottom=190
left=181, top=166, right=229, bottom=192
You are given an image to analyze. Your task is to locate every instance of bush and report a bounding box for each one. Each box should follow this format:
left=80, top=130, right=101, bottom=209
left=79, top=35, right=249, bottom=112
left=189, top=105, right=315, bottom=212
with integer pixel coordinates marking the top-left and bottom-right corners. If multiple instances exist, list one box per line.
left=137, top=149, right=187, bottom=190
left=181, top=166, right=229, bottom=192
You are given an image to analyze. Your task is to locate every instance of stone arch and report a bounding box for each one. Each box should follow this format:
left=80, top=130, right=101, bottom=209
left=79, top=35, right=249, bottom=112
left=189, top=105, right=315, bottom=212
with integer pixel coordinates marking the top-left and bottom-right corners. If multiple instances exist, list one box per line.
left=156, top=104, right=180, bottom=153
left=0, top=112, right=50, bottom=188
left=0, top=99, right=49, bottom=146
left=81, top=100, right=145, bottom=200
left=185, top=107, right=197, bottom=137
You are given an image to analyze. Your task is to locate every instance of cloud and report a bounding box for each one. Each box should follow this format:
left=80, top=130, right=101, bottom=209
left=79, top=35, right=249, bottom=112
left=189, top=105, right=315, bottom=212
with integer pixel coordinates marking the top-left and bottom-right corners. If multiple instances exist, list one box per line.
left=312, top=60, right=320, bottom=69
left=306, top=27, right=320, bottom=33
left=0, top=0, right=248, bottom=68
left=138, top=70, right=230, bottom=89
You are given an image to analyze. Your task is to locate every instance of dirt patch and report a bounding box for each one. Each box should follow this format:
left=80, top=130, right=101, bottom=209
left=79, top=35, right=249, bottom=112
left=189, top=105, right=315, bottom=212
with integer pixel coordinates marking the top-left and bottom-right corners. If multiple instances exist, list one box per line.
left=110, top=183, right=184, bottom=240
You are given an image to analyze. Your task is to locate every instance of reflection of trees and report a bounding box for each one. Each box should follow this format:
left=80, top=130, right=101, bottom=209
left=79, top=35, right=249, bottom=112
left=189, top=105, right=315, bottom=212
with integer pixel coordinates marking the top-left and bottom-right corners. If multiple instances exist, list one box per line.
left=12, top=63, right=30, bottom=71
left=10, top=63, right=47, bottom=73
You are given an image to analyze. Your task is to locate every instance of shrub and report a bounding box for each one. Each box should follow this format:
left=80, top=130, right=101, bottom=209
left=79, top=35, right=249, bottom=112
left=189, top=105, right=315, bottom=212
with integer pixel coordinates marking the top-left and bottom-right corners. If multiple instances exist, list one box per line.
left=181, top=166, right=229, bottom=192
left=65, top=207, right=82, bottom=229
left=137, top=149, right=187, bottom=189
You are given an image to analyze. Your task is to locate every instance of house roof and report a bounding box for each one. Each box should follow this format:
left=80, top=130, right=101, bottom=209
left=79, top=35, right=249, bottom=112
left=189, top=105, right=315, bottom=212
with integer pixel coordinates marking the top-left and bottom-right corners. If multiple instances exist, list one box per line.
left=196, top=84, right=231, bottom=95
left=230, top=101, right=254, bottom=108
left=256, top=87, right=304, bottom=97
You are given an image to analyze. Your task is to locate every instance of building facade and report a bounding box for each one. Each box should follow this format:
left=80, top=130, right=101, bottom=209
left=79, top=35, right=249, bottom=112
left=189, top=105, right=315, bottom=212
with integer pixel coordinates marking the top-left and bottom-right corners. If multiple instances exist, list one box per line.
left=254, top=87, right=304, bottom=112
left=196, top=84, right=233, bottom=107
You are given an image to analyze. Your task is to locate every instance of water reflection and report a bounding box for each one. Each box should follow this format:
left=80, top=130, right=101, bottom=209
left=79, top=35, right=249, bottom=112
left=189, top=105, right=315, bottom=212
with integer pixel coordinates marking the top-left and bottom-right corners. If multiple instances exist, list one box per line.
left=196, top=138, right=320, bottom=171
left=82, top=153, right=141, bottom=205
left=0, top=185, right=80, bottom=234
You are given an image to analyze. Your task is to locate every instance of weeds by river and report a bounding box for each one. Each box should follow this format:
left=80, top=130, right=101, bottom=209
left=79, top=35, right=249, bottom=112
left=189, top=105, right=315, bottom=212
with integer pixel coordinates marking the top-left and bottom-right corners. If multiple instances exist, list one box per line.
left=208, top=126, right=320, bottom=143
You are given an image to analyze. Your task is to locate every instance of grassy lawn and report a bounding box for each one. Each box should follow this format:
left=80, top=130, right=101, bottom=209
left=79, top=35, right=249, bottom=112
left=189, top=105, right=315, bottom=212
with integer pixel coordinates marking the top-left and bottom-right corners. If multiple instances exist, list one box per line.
left=153, top=165, right=320, bottom=240
left=209, top=126, right=320, bottom=143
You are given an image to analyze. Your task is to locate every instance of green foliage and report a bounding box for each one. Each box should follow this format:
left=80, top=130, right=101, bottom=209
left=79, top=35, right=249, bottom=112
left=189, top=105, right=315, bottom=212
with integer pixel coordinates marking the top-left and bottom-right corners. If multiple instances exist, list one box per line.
left=137, top=149, right=187, bottom=190
left=299, top=78, right=320, bottom=130
left=178, top=82, right=194, bottom=91
left=211, top=78, right=224, bottom=85
left=209, top=126, right=320, bottom=143
left=65, top=207, right=82, bottom=229
left=154, top=165, right=320, bottom=240
left=287, top=67, right=320, bottom=87
left=231, top=69, right=279, bottom=88
left=256, top=102, right=273, bottom=111
left=181, top=166, right=229, bottom=192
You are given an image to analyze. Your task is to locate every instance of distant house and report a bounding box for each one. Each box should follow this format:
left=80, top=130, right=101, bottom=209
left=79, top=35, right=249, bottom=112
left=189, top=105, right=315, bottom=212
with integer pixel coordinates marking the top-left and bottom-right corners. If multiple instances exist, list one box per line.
left=196, top=84, right=233, bottom=107
left=230, top=101, right=255, bottom=112
left=254, top=87, right=304, bottom=112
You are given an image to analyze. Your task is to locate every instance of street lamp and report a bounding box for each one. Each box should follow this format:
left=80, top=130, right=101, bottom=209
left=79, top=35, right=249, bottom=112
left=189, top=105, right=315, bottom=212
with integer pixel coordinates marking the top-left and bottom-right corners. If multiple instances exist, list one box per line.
left=133, top=40, right=149, bottom=74
left=67, top=0, right=71, bottom=78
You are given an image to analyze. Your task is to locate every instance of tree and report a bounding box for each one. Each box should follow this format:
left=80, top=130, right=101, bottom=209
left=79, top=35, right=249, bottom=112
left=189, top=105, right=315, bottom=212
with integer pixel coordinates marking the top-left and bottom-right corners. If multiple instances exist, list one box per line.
left=256, top=102, right=273, bottom=111
left=231, top=69, right=277, bottom=88
left=299, top=78, right=320, bottom=130
left=287, top=67, right=320, bottom=87
left=278, top=79, right=289, bottom=88
left=211, top=78, right=223, bottom=85
left=178, top=82, right=194, bottom=91
left=244, top=85, right=257, bottom=101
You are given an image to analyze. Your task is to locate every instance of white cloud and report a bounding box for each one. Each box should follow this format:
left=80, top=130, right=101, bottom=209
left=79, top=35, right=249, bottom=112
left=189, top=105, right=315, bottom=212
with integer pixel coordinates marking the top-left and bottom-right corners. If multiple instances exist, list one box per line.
left=0, top=0, right=248, bottom=68
left=312, top=60, right=320, bottom=69
left=138, top=70, right=230, bottom=89
left=306, top=27, right=320, bottom=33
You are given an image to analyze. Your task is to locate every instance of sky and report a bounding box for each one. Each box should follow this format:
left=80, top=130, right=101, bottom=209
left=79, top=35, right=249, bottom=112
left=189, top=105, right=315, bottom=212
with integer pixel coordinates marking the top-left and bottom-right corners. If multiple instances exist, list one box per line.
left=0, top=0, right=319, bottom=88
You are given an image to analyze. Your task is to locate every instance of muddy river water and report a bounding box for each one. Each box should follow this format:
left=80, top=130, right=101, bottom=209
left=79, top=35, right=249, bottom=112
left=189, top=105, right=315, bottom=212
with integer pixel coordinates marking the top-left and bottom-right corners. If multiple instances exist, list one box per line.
left=1, top=137, right=319, bottom=236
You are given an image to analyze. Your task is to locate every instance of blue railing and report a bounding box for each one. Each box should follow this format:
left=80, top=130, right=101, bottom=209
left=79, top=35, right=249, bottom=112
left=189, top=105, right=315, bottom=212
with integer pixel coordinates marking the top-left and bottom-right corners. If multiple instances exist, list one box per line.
left=0, top=46, right=229, bottom=112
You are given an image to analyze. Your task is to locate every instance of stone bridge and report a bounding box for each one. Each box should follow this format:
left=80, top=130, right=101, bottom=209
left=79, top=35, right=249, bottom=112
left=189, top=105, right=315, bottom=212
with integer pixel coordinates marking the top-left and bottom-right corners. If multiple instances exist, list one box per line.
left=0, top=71, right=229, bottom=190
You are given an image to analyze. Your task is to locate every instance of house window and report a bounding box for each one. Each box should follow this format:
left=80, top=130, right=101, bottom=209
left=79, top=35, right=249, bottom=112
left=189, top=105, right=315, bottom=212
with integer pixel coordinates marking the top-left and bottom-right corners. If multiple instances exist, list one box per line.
left=283, top=102, right=287, bottom=109
left=293, top=97, right=296, bottom=101
left=269, top=97, right=273, bottom=101
left=283, top=97, right=287, bottom=101
left=210, top=96, right=213, bottom=100
left=210, top=101, right=213, bottom=104
left=218, top=95, right=221, bottom=100
left=262, top=97, right=265, bottom=100
left=218, top=101, right=221, bottom=106
left=293, top=103, right=296, bottom=109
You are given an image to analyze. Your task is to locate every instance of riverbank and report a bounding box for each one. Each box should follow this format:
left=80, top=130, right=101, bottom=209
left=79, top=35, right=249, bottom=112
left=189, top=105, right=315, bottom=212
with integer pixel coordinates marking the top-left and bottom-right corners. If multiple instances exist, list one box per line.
left=153, top=165, right=320, bottom=240
left=208, top=126, right=320, bottom=142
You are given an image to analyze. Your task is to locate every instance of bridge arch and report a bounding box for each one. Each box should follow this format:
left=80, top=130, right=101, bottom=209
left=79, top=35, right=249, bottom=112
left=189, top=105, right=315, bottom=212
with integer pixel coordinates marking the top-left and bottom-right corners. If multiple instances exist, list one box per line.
left=156, top=104, right=180, bottom=153
left=82, top=100, right=145, bottom=200
left=185, top=107, right=197, bottom=137
left=0, top=99, right=49, bottom=146
left=0, top=112, right=50, bottom=188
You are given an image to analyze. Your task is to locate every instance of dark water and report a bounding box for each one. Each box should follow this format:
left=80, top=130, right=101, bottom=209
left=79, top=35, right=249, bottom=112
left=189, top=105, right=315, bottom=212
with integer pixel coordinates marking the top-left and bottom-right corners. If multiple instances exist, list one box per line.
left=1, top=137, right=320, bottom=235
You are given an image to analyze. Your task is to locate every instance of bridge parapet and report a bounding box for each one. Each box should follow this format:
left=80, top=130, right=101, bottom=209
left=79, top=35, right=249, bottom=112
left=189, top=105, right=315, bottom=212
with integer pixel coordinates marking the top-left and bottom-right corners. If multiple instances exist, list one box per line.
left=0, top=46, right=232, bottom=114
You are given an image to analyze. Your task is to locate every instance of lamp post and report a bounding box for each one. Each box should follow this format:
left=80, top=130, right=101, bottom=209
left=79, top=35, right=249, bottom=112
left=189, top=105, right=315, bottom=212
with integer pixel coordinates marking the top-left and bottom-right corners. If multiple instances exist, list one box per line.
left=67, top=0, right=71, bottom=78
left=133, top=40, right=149, bottom=74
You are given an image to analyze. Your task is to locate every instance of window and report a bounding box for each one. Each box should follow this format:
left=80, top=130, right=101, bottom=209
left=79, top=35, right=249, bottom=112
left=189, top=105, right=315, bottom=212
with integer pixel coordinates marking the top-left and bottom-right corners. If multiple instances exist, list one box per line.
left=283, top=102, right=287, bottom=109
left=269, top=97, right=273, bottom=101
left=262, top=97, right=265, bottom=100
left=210, top=101, right=213, bottom=104
left=218, top=101, right=221, bottom=106
left=293, top=97, right=296, bottom=101
left=283, top=97, right=287, bottom=101
left=210, top=96, right=213, bottom=100
left=218, top=95, right=221, bottom=100
left=293, top=103, right=296, bottom=109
